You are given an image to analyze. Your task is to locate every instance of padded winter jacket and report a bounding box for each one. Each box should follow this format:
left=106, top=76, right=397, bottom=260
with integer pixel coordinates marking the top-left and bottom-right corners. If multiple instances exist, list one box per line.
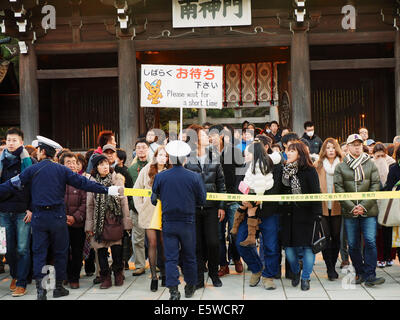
left=333, top=157, right=380, bottom=218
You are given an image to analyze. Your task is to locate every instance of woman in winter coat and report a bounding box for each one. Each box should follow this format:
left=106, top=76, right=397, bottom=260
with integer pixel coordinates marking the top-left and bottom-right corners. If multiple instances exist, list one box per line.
left=133, top=146, right=171, bottom=292
left=373, top=143, right=397, bottom=267
left=60, top=152, right=87, bottom=289
left=85, top=154, right=132, bottom=289
left=280, top=141, right=322, bottom=291
left=314, top=138, right=343, bottom=281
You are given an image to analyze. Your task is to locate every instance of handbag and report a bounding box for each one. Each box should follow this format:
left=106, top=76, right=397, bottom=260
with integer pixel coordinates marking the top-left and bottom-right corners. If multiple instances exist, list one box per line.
left=149, top=200, right=162, bottom=231
left=0, top=227, right=6, bottom=254
left=311, top=219, right=327, bottom=254
left=102, top=215, right=124, bottom=242
left=377, top=185, right=400, bottom=226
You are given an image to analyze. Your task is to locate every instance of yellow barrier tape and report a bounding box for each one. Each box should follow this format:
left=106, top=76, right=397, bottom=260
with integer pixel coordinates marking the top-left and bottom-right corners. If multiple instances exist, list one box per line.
left=124, top=188, right=400, bottom=202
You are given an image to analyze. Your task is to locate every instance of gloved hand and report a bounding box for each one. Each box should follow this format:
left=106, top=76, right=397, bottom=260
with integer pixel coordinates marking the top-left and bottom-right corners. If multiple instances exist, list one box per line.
left=108, top=186, right=122, bottom=196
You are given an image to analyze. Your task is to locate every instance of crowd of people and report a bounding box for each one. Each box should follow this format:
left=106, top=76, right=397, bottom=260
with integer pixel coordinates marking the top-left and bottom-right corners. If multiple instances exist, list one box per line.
left=0, top=120, right=399, bottom=300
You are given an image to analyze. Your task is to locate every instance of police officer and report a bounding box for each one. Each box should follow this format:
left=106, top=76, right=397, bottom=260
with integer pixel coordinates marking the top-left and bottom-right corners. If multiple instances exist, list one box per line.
left=0, top=136, right=122, bottom=300
left=151, top=140, right=207, bottom=300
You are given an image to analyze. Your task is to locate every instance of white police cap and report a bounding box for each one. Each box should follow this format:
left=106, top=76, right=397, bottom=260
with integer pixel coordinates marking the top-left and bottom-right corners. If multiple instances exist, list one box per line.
left=36, top=136, right=62, bottom=151
left=165, top=140, right=191, bottom=157
left=31, top=140, right=38, bottom=148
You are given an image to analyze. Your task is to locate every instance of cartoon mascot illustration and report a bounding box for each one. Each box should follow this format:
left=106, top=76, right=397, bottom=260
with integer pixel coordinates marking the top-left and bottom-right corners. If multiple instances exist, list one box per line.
left=145, top=79, right=163, bottom=105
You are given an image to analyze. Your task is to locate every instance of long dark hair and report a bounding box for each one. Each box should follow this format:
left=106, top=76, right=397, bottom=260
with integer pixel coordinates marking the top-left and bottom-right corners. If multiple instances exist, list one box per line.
left=287, top=142, right=314, bottom=169
left=247, top=141, right=273, bottom=175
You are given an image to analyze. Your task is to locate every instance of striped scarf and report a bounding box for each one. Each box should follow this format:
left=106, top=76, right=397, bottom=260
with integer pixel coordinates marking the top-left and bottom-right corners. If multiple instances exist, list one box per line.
left=345, top=153, right=370, bottom=182
left=0, top=146, right=32, bottom=178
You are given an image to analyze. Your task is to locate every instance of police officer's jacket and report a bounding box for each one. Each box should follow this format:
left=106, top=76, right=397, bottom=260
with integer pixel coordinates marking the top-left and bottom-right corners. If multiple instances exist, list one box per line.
left=151, top=166, right=206, bottom=226
left=0, top=159, right=108, bottom=209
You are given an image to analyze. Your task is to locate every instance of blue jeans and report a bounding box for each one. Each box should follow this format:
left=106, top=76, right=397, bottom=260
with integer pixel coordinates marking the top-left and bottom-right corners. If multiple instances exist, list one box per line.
left=344, top=216, right=377, bottom=281
left=218, top=202, right=241, bottom=266
left=285, top=247, right=315, bottom=280
left=0, top=212, right=31, bottom=288
left=236, top=214, right=279, bottom=278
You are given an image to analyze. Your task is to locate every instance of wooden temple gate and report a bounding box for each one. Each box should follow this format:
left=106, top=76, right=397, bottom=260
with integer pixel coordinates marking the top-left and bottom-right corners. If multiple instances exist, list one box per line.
left=0, top=0, right=398, bottom=155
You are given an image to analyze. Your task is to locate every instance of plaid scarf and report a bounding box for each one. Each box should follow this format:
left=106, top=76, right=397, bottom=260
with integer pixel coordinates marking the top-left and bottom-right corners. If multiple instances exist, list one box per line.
left=93, top=173, right=122, bottom=243
left=282, top=161, right=302, bottom=194
left=0, top=146, right=32, bottom=178
left=345, top=153, right=370, bottom=182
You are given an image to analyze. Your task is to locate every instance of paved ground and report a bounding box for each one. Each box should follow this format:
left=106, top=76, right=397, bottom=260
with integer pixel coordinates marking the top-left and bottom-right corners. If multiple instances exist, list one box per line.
left=1, top=253, right=400, bottom=300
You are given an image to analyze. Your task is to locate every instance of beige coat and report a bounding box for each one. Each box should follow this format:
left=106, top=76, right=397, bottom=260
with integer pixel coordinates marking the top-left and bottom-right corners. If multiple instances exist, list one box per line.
left=85, top=172, right=133, bottom=249
left=315, top=164, right=342, bottom=216
left=133, top=162, right=161, bottom=229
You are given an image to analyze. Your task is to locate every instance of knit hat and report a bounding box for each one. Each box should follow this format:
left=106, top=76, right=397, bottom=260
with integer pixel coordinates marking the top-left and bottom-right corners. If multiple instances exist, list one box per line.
left=91, top=154, right=108, bottom=169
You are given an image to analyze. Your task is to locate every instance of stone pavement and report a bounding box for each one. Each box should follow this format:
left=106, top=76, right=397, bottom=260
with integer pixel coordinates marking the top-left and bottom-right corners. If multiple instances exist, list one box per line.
left=0, top=253, right=399, bottom=300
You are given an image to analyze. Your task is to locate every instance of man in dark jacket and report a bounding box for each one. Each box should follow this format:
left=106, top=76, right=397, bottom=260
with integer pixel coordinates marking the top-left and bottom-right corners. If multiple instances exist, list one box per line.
left=185, top=124, right=227, bottom=289
left=0, top=127, right=33, bottom=297
left=300, top=121, right=323, bottom=157
left=209, top=124, right=245, bottom=277
left=151, top=140, right=206, bottom=300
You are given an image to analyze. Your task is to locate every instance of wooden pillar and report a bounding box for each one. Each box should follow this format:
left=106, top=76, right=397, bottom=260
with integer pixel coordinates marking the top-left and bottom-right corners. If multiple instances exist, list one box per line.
left=395, top=31, right=400, bottom=135
left=118, top=39, right=139, bottom=164
left=291, top=31, right=311, bottom=135
left=19, top=43, right=39, bottom=145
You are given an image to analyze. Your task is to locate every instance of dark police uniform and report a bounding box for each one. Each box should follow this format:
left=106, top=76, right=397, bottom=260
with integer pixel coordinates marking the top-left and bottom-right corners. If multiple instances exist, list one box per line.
left=151, top=165, right=206, bottom=290
left=0, top=158, right=109, bottom=285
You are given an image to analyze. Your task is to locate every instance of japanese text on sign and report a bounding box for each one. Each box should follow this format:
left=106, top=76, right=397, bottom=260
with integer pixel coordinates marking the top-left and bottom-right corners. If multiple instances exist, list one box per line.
left=172, top=0, right=251, bottom=28
left=141, top=64, right=223, bottom=109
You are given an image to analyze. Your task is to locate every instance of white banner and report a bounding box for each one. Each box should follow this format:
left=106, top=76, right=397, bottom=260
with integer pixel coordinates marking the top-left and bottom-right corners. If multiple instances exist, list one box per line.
left=141, top=64, right=223, bottom=109
left=172, top=0, right=251, bottom=28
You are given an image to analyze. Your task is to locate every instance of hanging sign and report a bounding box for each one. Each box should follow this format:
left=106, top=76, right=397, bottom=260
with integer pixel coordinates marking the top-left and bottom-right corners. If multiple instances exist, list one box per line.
left=172, top=0, right=251, bottom=28
left=141, top=64, right=223, bottom=109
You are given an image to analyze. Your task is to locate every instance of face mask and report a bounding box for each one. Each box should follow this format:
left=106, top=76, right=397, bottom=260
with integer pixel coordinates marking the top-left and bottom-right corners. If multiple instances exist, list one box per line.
left=306, top=131, right=314, bottom=137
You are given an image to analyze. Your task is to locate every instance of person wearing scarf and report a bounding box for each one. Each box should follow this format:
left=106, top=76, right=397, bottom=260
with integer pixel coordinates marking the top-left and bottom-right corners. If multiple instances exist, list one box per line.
left=0, top=128, right=33, bottom=297
left=315, top=138, right=343, bottom=281
left=85, top=154, right=132, bottom=289
left=280, top=141, right=322, bottom=291
left=334, top=134, right=384, bottom=287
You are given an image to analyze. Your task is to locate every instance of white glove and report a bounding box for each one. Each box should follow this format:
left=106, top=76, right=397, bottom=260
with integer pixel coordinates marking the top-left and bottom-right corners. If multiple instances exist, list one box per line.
left=108, top=186, right=120, bottom=196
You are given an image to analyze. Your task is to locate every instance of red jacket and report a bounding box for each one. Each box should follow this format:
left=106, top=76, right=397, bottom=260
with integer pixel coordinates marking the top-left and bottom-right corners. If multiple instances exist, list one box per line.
left=64, top=185, right=87, bottom=228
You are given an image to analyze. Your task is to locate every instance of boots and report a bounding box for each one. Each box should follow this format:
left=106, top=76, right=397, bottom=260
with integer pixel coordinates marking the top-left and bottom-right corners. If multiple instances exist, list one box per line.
left=100, top=272, right=112, bottom=289
left=36, top=280, right=47, bottom=300
left=114, top=270, right=124, bottom=286
left=239, top=217, right=259, bottom=247
left=230, top=207, right=246, bottom=235
left=53, top=280, right=69, bottom=298
left=169, top=286, right=181, bottom=300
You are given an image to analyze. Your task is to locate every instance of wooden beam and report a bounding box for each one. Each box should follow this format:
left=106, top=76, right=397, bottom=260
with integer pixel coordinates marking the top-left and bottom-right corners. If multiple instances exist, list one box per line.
left=34, top=42, right=118, bottom=54
left=291, top=31, right=312, bottom=135
left=134, top=34, right=292, bottom=51
left=309, top=31, right=396, bottom=45
left=310, top=58, right=396, bottom=70
left=19, top=43, right=39, bottom=145
left=118, top=40, right=139, bottom=164
left=37, top=68, right=118, bottom=79
left=395, top=31, right=400, bottom=135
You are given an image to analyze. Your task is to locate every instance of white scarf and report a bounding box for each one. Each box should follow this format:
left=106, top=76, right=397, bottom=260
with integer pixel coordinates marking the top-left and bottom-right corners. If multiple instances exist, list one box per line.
left=322, top=157, right=340, bottom=176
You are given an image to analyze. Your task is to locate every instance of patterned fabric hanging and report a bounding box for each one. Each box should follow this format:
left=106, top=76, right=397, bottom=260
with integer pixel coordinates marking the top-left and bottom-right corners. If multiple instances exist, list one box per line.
left=257, top=62, right=272, bottom=102
left=225, top=64, right=241, bottom=103
left=241, top=63, right=256, bottom=103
